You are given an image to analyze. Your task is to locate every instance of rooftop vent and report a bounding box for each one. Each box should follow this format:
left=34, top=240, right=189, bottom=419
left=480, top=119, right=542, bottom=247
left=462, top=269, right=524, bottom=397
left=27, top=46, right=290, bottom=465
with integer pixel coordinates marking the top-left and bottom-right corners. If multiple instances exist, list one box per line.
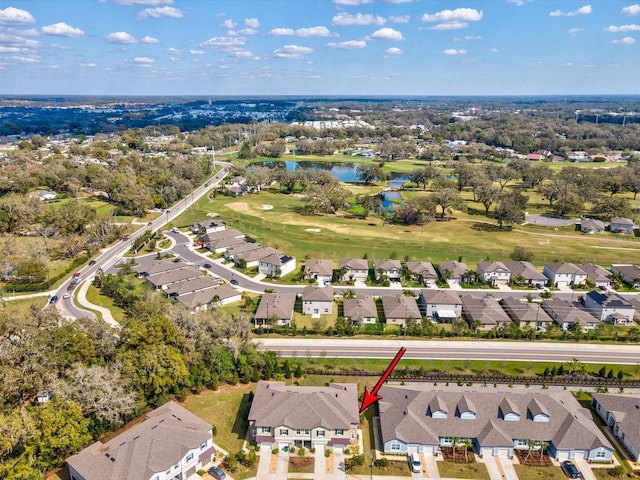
left=110, top=457, right=116, bottom=462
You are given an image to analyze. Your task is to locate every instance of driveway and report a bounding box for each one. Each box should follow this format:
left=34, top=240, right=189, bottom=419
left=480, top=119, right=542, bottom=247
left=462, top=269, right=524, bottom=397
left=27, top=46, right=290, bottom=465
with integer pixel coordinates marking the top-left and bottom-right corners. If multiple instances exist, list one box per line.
left=525, top=214, right=579, bottom=227
left=574, top=459, right=597, bottom=480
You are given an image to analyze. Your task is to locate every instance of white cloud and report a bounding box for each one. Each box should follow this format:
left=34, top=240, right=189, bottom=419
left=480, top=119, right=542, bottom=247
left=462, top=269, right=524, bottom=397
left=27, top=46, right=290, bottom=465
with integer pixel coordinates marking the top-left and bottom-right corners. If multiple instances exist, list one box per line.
left=189, top=49, right=204, bottom=55
left=0, top=32, right=42, bottom=49
left=422, top=8, right=483, bottom=23
left=7, top=54, right=40, bottom=63
left=106, top=31, right=137, bottom=44
left=455, top=35, right=482, bottom=41
left=137, top=6, right=183, bottom=19
left=611, top=36, right=637, bottom=44
left=140, top=35, right=159, bottom=43
left=507, top=0, right=533, bottom=6
left=200, top=36, right=246, bottom=48
left=332, top=0, right=373, bottom=4
left=80, top=62, right=97, bottom=67
left=0, top=46, right=20, bottom=53
left=429, top=21, right=470, bottom=30
left=369, top=27, right=404, bottom=41
left=568, top=28, right=583, bottom=34
left=101, top=0, right=173, bottom=5
left=232, top=49, right=253, bottom=57
left=443, top=48, right=467, bottom=55
left=385, top=47, right=403, bottom=54
left=269, top=26, right=335, bottom=37
left=133, top=56, right=155, bottom=63
left=605, top=24, right=640, bottom=32
left=332, top=12, right=386, bottom=26
left=0, top=7, right=35, bottom=25
left=274, top=44, right=313, bottom=59
left=167, top=47, right=181, bottom=54
left=222, top=19, right=236, bottom=29
left=621, top=4, right=640, bottom=15
left=490, top=47, right=499, bottom=53
left=549, top=5, right=592, bottom=16
left=245, top=18, right=260, bottom=29
left=389, top=15, right=410, bottom=23
left=42, top=22, right=84, bottom=38
left=327, top=40, right=367, bottom=48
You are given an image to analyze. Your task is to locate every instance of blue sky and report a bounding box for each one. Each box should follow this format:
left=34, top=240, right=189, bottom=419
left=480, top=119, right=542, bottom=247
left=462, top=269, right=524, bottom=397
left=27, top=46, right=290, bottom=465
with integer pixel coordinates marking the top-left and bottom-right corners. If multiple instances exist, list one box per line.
left=0, top=0, right=639, bottom=96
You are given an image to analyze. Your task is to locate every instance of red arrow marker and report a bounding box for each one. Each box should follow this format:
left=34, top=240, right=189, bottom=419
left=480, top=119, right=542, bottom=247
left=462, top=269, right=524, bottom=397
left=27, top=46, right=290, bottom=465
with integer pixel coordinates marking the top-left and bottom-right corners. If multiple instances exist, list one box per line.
left=360, top=347, right=406, bottom=413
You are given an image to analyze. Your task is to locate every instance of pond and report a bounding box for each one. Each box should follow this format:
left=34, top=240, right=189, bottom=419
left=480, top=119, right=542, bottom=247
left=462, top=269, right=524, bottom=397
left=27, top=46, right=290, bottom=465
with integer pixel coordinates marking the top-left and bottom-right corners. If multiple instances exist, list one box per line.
left=381, top=191, right=403, bottom=211
left=255, top=160, right=410, bottom=184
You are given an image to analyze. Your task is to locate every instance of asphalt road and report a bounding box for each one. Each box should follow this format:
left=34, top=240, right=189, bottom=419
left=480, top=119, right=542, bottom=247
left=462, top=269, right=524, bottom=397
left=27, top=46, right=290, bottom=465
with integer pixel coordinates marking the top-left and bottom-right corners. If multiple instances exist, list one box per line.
left=255, top=338, right=640, bottom=365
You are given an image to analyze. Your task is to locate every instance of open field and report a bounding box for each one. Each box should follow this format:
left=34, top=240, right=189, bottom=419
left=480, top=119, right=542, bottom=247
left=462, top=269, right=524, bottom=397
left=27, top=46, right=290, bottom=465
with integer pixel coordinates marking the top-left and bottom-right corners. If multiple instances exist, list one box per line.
left=174, top=187, right=640, bottom=267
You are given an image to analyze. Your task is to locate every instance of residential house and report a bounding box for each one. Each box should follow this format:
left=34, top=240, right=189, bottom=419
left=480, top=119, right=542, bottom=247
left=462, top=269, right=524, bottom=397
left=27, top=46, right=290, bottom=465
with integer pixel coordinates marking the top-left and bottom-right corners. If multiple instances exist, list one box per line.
left=175, top=284, right=241, bottom=311
left=374, top=259, right=402, bottom=282
left=623, top=295, right=640, bottom=321
left=419, top=289, right=463, bottom=322
left=611, top=264, right=640, bottom=289
left=146, top=266, right=204, bottom=291
left=204, top=229, right=245, bottom=253
left=234, top=246, right=281, bottom=268
left=67, top=401, right=215, bottom=480
left=190, top=220, right=226, bottom=235
left=438, top=261, right=470, bottom=285
left=258, top=253, right=296, bottom=278
left=343, top=296, right=377, bottom=324
left=254, top=293, right=297, bottom=326
left=301, top=285, right=334, bottom=316
left=223, top=241, right=263, bottom=263
left=477, top=261, right=511, bottom=286
left=578, top=263, right=612, bottom=290
left=226, top=176, right=248, bottom=197
left=501, top=297, right=554, bottom=331
left=378, top=385, right=613, bottom=461
left=338, top=258, right=369, bottom=283
left=165, top=275, right=220, bottom=298
left=503, top=261, right=547, bottom=287
left=304, top=260, right=334, bottom=286
left=543, top=263, right=587, bottom=288
left=580, top=218, right=605, bottom=234
left=542, top=298, right=600, bottom=331
left=248, top=381, right=360, bottom=452
left=405, top=261, right=438, bottom=287
left=381, top=295, right=421, bottom=327
left=461, top=295, right=511, bottom=331
left=583, top=291, right=636, bottom=325
left=610, top=217, right=634, bottom=234
left=592, top=393, right=640, bottom=462
left=136, top=260, right=187, bottom=278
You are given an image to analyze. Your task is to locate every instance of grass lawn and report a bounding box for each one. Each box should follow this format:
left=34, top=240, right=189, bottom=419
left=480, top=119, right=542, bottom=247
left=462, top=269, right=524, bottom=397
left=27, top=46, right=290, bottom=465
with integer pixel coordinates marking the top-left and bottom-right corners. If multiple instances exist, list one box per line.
left=85, top=284, right=126, bottom=323
left=513, top=464, right=566, bottom=480
left=438, top=460, right=492, bottom=480
left=180, top=383, right=255, bottom=453
left=0, top=297, right=46, bottom=316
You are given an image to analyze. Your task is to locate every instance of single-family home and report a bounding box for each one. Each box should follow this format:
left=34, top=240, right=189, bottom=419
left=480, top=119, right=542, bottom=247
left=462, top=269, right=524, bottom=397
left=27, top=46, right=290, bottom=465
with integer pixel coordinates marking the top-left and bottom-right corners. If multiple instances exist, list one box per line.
left=580, top=218, right=605, bottom=234
left=304, top=260, right=334, bottom=286
left=343, top=296, right=377, bottom=324
left=542, top=298, right=600, bottom=331
left=165, top=275, right=220, bottom=298
left=577, top=263, right=612, bottom=290
left=258, top=253, right=296, bottom=278
left=146, top=266, right=204, bottom=291
left=224, top=242, right=263, bottom=263
left=175, top=283, right=242, bottom=311
left=247, top=381, right=360, bottom=452
left=405, top=261, right=438, bottom=287
left=461, top=295, right=511, bottom=330
left=583, top=291, right=636, bottom=325
left=203, top=229, right=245, bottom=253
left=543, top=263, right=587, bottom=288
left=610, top=217, right=634, bottom=234
left=500, top=297, right=554, bottom=331
left=381, top=295, right=421, bottom=327
left=477, top=261, right=511, bottom=286
left=378, top=385, right=613, bottom=461
left=374, top=259, right=402, bottom=282
left=438, top=261, right=470, bottom=285
left=611, top=264, right=640, bottom=289
left=254, top=293, right=297, bottom=326
left=67, top=401, right=215, bottom=480
left=338, top=259, right=369, bottom=284
left=136, top=260, right=186, bottom=278
left=234, top=246, right=281, bottom=268
left=301, top=285, right=334, bottom=316
left=419, top=289, right=463, bottom=323
left=503, top=261, right=547, bottom=287
left=190, top=220, right=226, bottom=235
left=592, top=393, right=640, bottom=462
left=226, top=176, right=248, bottom=197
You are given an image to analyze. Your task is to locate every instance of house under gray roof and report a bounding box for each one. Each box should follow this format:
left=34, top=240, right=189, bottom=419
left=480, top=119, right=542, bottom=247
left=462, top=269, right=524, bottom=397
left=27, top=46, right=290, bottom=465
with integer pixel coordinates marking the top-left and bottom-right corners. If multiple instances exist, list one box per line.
left=254, top=292, right=297, bottom=321
left=405, top=261, right=438, bottom=279
left=343, top=296, right=377, bottom=322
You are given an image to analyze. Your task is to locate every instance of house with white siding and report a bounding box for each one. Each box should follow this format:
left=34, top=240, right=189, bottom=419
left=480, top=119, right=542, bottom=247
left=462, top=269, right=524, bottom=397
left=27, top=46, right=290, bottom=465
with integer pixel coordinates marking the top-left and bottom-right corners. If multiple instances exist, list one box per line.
left=592, top=394, right=640, bottom=462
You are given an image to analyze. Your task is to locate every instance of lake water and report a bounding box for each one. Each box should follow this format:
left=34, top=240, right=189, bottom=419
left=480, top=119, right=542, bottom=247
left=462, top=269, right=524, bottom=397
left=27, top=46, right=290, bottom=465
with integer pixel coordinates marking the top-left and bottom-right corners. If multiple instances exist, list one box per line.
left=381, top=191, right=403, bottom=210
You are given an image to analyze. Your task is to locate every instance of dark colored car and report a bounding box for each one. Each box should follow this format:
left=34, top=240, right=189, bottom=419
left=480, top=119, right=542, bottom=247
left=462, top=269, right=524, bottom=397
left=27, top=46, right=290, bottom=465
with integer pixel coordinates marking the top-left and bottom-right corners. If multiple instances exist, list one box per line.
left=561, top=461, right=580, bottom=479
left=49, top=295, right=58, bottom=304
left=230, top=279, right=239, bottom=285
left=88, top=260, right=96, bottom=266
left=207, top=466, right=226, bottom=480
left=203, top=263, right=212, bottom=269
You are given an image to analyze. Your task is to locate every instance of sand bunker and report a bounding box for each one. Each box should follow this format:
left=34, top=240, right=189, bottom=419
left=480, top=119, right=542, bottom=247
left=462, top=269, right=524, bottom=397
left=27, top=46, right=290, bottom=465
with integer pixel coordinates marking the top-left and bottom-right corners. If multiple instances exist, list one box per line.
left=261, top=204, right=274, bottom=210
left=305, top=228, right=321, bottom=233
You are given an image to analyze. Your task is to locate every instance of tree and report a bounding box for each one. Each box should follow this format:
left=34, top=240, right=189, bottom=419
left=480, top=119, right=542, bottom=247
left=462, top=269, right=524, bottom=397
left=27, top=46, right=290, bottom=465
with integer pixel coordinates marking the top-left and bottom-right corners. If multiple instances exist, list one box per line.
left=355, top=194, right=382, bottom=219
left=494, top=190, right=528, bottom=229
left=590, top=196, right=633, bottom=220
left=475, top=182, right=501, bottom=215
left=356, top=164, right=385, bottom=185
left=411, top=166, right=439, bottom=190
left=429, top=188, right=467, bottom=218
left=510, top=246, right=534, bottom=262
left=393, top=196, right=436, bottom=226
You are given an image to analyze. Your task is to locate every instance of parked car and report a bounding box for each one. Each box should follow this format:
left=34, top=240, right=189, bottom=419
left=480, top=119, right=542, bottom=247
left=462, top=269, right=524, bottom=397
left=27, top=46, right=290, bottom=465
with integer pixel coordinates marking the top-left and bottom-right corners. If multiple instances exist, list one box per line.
left=561, top=461, right=580, bottom=479
left=171, top=227, right=179, bottom=233
left=49, top=295, right=58, bottom=304
left=408, top=452, right=421, bottom=473
left=207, top=466, right=226, bottom=480
left=204, top=263, right=212, bottom=269
left=230, top=278, right=239, bottom=285
left=147, top=221, right=153, bottom=226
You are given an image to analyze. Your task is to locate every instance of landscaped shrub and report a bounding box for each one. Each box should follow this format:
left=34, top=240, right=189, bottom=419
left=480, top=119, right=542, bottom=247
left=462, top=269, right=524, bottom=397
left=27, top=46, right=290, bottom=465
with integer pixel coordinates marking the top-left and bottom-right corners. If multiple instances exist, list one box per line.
left=608, top=465, right=626, bottom=477
left=289, top=446, right=296, bottom=454
left=299, top=447, right=305, bottom=457
left=272, top=448, right=279, bottom=455
left=325, top=449, right=332, bottom=458
left=374, top=458, right=390, bottom=468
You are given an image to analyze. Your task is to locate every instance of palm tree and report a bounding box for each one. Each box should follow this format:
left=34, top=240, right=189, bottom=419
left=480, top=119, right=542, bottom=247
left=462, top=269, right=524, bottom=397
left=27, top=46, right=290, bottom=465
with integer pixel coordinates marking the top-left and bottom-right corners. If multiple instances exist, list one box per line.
left=462, top=438, right=473, bottom=462
left=451, top=436, right=460, bottom=459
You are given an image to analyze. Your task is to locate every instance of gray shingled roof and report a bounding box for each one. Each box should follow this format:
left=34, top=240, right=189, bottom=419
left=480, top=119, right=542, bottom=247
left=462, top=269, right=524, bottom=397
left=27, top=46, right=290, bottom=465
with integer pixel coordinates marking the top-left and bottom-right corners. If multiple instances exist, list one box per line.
left=248, top=381, right=359, bottom=430
left=146, top=266, right=204, bottom=288
left=542, top=298, right=599, bottom=326
left=420, top=289, right=462, bottom=306
left=305, top=259, right=334, bottom=276
left=343, top=296, right=377, bottom=321
left=438, top=261, right=469, bottom=278
left=339, top=258, right=369, bottom=271
left=378, top=386, right=612, bottom=452
left=592, top=393, right=640, bottom=457
left=503, top=261, right=547, bottom=282
left=254, top=293, right=296, bottom=320
left=544, top=262, right=586, bottom=275
left=381, top=295, right=421, bottom=319
left=461, top=295, right=510, bottom=327
left=577, top=263, right=611, bottom=283
left=501, top=297, right=554, bottom=325
left=66, top=402, right=212, bottom=480
left=302, top=285, right=334, bottom=302
left=405, top=261, right=438, bottom=279
left=374, top=259, right=402, bottom=271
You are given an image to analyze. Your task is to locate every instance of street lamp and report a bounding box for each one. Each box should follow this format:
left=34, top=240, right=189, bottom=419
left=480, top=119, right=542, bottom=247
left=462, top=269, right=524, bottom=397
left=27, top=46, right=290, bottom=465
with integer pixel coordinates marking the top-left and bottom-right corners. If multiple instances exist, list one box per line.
left=367, top=451, right=373, bottom=480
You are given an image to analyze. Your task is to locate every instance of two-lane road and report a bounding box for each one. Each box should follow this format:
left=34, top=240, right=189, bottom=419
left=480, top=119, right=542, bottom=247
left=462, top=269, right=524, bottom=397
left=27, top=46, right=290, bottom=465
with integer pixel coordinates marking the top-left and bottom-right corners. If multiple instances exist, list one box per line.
left=256, top=338, right=640, bottom=365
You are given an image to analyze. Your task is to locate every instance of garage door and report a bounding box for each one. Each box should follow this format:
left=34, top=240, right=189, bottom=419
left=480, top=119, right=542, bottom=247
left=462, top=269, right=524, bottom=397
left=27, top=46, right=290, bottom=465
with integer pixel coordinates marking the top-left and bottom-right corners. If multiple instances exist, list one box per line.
left=186, top=466, right=196, bottom=477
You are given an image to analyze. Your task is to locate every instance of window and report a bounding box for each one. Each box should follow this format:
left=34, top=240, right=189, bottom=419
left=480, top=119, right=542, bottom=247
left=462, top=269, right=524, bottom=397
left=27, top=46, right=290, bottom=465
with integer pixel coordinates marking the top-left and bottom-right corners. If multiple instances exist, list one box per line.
left=262, top=427, right=271, bottom=433
left=166, top=469, right=171, bottom=475
left=336, top=429, right=344, bottom=435
left=391, top=443, right=401, bottom=451
left=296, top=429, right=301, bottom=435
left=317, top=430, right=325, bottom=437
left=596, top=451, right=607, bottom=459
left=186, top=452, right=194, bottom=462
left=514, top=439, right=528, bottom=447
left=304, top=429, right=310, bottom=435
left=200, top=442, right=207, bottom=450
left=174, top=463, right=179, bottom=470
left=280, top=428, right=288, bottom=436
left=440, top=437, right=452, bottom=445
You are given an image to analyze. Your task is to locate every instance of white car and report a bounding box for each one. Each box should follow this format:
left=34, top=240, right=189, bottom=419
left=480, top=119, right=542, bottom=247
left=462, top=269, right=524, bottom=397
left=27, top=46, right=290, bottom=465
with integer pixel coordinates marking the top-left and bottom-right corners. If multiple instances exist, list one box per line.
left=408, top=452, right=421, bottom=473
left=63, top=292, right=71, bottom=299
